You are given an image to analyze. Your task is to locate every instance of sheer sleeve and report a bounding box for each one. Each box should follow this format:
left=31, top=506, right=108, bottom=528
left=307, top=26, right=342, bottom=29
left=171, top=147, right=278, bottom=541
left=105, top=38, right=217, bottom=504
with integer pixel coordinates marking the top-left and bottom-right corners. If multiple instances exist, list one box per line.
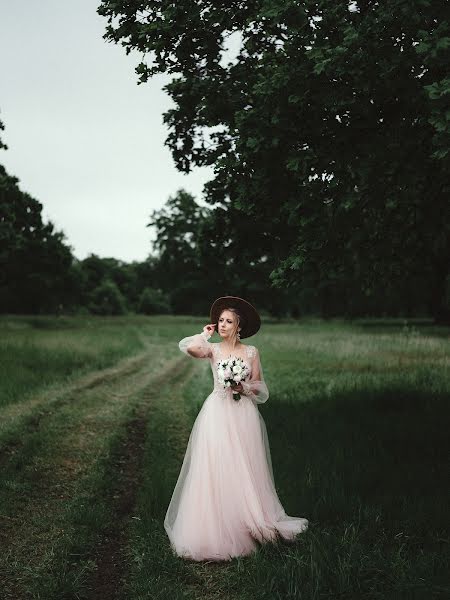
left=179, top=331, right=212, bottom=359
left=241, top=347, right=269, bottom=404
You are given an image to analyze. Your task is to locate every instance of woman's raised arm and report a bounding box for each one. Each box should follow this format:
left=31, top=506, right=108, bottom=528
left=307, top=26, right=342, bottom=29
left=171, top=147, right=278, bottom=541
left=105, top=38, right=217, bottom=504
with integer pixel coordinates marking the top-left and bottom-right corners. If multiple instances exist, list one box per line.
left=179, top=324, right=215, bottom=359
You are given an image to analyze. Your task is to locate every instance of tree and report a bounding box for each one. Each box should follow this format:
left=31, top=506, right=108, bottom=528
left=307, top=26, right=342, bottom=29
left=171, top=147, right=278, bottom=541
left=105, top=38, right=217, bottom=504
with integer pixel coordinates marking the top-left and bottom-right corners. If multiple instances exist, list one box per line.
left=78, top=254, right=154, bottom=312
left=0, top=114, right=7, bottom=150
left=131, top=255, right=160, bottom=310
left=88, top=279, right=127, bottom=315
left=138, top=287, right=171, bottom=314
left=98, top=0, right=450, bottom=321
left=147, top=188, right=293, bottom=315
left=0, top=164, right=77, bottom=314
left=147, top=188, right=213, bottom=313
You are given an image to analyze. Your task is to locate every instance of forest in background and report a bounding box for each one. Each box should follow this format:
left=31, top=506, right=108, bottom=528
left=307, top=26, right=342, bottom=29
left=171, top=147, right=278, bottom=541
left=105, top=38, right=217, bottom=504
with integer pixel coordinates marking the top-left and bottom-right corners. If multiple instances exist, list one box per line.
left=1, top=153, right=446, bottom=319
left=1, top=0, right=449, bottom=321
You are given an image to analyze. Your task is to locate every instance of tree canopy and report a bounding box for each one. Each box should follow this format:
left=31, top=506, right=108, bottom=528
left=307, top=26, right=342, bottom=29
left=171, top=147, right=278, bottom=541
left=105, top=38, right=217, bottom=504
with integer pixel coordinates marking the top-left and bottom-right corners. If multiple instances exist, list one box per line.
left=0, top=164, right=76, bottom=313
left=98, top=0, right=450, bottom=321
left=0, top=115, right=7, bottom=151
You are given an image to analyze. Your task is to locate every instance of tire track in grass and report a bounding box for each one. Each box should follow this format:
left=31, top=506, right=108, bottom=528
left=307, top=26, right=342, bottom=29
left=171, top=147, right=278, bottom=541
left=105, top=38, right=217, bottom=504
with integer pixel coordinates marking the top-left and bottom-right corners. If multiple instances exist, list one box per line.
left=0, top=350, right=151, bottom=444
left=86, top=357, right=193, bottom=600
left=0, top=351, right=157, bottom=489
left=87, top=412, right=147, bottom=600
left=0, top=350, right=184, bottom=600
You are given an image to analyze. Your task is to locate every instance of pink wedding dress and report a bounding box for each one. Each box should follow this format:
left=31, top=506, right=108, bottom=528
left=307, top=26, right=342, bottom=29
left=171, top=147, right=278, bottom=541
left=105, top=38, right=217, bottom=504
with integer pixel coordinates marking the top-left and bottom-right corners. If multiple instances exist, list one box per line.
left=164, top=332, right=309, bottom=561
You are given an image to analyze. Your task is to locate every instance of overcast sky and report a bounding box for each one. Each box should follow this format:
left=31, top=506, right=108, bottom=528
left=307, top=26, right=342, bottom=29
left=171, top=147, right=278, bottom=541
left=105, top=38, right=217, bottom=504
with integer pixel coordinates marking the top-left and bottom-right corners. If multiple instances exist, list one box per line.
left=0, top=1, right=214, bottom=262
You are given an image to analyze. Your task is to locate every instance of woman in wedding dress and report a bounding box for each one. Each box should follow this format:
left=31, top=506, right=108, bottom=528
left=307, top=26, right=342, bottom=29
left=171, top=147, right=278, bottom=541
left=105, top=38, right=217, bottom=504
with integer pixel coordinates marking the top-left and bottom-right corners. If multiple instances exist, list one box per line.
left=164, top=296, right=308, bottom=561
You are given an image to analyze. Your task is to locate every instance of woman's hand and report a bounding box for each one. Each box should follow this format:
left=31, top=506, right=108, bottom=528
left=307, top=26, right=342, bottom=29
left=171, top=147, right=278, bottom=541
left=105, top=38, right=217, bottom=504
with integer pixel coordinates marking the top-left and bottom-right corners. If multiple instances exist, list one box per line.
left=203, top=323, right=216, bottom=337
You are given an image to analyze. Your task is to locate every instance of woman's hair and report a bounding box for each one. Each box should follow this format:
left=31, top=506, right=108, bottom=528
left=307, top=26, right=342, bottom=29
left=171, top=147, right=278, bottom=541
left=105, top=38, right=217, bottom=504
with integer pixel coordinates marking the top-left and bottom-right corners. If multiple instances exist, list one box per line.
left=220, top=307, right=246, bottom=347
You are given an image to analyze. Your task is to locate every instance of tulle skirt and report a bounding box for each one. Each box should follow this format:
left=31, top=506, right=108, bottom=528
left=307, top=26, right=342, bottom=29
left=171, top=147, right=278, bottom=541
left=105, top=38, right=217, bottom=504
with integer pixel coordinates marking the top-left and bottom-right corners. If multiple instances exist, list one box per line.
left=164, top=388, right=308, bottom=561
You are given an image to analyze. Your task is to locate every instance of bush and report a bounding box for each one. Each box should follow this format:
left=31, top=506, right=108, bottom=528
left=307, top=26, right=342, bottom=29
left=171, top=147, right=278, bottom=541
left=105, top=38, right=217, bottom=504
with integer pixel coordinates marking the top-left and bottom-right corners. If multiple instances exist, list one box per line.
left=88, top=279, right=127, bottom=315
left=138, top=287, right=171, bottom=315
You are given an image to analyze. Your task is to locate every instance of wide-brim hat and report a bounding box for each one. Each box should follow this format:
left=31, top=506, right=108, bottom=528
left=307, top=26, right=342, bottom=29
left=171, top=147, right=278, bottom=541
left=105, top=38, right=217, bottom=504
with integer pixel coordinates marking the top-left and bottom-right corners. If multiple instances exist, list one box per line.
left=210, top=296, right=261, bottom=339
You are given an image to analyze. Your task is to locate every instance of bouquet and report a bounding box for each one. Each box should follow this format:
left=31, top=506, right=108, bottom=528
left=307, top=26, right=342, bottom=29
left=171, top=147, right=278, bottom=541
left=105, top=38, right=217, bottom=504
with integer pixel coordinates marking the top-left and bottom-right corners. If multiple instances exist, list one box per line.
left=217, top=356, right=250, bottom=401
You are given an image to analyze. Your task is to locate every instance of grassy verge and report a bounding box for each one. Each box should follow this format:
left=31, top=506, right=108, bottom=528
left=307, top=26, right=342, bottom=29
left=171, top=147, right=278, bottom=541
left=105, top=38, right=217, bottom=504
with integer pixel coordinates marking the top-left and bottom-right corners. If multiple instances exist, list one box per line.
left=0, top=315, right=145, bottom=409
left=0, top=319, right=182, bottom=599
left=0, top=314, right=207, bottom=411
left=1, top=316, right=448, bottom=599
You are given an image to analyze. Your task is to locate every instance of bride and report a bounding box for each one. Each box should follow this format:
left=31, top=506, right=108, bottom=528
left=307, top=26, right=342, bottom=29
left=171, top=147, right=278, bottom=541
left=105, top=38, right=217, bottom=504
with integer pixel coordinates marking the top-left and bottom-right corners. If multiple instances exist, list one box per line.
left=164, top=296, right=309, bottom=561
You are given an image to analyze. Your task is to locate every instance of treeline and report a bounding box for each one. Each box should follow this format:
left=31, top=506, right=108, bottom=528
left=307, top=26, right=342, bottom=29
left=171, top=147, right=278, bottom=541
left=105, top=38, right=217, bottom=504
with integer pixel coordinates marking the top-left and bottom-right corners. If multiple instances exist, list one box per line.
left=0, top=160, right=162, bottom=316
left=0, top=160, right=297, bottom=316
left=0, top=155, right=445, bottom=318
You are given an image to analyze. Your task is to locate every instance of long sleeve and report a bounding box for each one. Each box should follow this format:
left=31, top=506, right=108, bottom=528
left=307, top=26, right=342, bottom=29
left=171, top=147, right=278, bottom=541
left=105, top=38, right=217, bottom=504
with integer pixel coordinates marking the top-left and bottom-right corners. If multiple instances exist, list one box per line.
left=179, top=331, right=212, bottom=359
left=241, top=347, right=269, bottom=404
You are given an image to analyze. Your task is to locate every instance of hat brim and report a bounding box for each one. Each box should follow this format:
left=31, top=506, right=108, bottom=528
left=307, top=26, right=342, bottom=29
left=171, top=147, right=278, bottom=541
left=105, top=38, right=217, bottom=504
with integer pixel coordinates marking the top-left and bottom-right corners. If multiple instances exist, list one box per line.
left=210, top=296, right=261, bottom=339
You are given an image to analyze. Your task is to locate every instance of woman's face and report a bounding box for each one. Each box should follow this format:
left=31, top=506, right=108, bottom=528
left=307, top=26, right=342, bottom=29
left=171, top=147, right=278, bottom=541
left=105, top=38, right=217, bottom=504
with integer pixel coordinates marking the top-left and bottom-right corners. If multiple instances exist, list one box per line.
left=218, top=310, right=239, bottom=340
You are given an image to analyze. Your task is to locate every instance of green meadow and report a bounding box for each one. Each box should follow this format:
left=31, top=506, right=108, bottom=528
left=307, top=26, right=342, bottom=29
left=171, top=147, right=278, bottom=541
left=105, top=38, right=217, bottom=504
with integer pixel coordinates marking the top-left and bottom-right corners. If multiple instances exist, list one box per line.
left=0, top=315, right=448, bottom=599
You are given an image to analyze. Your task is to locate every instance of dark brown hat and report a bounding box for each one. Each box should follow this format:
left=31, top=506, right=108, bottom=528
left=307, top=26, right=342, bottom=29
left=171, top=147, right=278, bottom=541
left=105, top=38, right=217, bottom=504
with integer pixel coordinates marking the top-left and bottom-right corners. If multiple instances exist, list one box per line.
left=210, top=296, right=261, bottom=339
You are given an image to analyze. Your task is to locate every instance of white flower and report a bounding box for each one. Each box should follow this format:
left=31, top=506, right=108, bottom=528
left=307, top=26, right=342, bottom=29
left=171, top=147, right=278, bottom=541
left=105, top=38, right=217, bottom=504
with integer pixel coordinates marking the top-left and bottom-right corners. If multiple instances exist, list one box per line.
left=234, top=375, right=241, bottom=382
left=226, top=381, right=231, bottom=387
left=232, top=365, right=242, bottom=374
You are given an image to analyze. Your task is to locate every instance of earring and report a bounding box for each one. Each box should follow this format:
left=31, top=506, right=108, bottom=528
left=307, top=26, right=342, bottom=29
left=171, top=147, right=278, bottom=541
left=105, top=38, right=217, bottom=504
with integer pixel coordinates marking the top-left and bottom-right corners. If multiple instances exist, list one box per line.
left=237, top=331, right=241, bottom=340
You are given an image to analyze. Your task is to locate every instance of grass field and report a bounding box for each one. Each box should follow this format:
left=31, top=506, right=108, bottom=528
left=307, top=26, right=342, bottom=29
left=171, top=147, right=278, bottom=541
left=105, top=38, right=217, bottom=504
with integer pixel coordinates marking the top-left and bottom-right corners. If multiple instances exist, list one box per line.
left=0, top=314, right=448, bottom=599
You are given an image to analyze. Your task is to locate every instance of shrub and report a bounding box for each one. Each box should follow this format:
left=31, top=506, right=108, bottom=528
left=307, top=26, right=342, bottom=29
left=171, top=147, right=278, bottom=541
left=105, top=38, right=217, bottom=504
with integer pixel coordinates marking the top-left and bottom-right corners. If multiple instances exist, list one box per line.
left=138, top=287, right=171, bottom=315
left=89, top=279, right=127, bottom=315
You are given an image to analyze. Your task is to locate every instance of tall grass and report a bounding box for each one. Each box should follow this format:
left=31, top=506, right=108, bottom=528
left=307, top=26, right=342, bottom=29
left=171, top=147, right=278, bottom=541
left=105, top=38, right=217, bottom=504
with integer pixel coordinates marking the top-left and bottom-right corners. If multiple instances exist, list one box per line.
left=0, top=314, right=205, bottom=409
left=125, top=317, right=449, bottom=599
left=1, top=315, right=448, bottom=599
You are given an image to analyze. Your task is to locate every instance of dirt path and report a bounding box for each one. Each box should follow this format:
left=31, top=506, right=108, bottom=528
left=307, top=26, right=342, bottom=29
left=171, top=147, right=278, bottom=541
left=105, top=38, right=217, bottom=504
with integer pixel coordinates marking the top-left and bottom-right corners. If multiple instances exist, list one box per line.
left=1, top=346, right=238, bottom=600
left=0, top=350, right=151, bottom=438
left=87, top=357, right=192, bottom=600
left=87, top=411, right=147, bottom=600
left=0, top=348, right=192, bottom=600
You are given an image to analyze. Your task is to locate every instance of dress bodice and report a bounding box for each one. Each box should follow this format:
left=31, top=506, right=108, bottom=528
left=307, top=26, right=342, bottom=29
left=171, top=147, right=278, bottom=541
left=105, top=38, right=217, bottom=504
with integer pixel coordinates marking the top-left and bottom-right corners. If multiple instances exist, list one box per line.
left=178, top=332, right=269, bottom=404
left=211, top=342, right=256, bottom=362
left=210, top=343, right=256, bottom=394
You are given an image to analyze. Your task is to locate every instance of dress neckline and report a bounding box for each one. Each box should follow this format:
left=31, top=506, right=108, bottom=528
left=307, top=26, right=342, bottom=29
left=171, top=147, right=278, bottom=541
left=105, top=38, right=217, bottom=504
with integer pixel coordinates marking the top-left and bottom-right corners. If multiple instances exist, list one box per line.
left=217, top=341, right=249, bottom=363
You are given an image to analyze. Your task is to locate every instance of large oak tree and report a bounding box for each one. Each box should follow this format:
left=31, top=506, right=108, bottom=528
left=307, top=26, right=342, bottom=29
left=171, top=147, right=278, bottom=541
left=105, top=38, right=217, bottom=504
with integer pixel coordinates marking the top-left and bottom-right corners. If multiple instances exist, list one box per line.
left=99, top=0, right=449, bottom=320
